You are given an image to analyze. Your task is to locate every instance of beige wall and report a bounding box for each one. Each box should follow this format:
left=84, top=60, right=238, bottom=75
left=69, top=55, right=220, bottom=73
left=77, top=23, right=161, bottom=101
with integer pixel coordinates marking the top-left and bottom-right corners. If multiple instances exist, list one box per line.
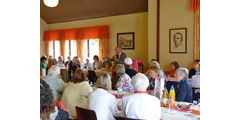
left=40, top=18, right=48, bottom=57
left=159, top=0, right=195, bottom=71
left=47, top=12, right=148, bottom=69
left=148, top=0, right=157, bottom=63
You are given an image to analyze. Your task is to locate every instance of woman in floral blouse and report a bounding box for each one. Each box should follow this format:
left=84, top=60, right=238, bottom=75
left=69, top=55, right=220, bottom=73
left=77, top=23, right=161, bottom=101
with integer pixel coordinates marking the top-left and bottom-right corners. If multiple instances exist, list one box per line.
left=115, top=64, right=134, bottom=93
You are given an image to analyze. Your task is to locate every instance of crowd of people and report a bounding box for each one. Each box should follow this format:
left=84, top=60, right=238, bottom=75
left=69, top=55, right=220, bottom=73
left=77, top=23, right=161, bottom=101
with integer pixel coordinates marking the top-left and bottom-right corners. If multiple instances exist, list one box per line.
left=40, top=46, right=200, bottom=120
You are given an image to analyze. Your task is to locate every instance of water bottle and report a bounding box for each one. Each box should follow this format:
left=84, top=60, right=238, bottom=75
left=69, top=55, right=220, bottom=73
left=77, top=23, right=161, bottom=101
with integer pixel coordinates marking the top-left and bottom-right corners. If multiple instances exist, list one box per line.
left=117, top=88, right=123, bottom=98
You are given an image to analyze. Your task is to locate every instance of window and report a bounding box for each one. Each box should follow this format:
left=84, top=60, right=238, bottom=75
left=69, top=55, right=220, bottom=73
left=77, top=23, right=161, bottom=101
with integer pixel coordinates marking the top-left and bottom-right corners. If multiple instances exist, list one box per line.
left=88, top=39, right=99, bottom=63
left=49, top=39, right=99, bottom=62
left=53, top=41, right=60, bottom=59
left=70, top=40, right=77, bottom=57
left=49, top=41, right=54, bottom=57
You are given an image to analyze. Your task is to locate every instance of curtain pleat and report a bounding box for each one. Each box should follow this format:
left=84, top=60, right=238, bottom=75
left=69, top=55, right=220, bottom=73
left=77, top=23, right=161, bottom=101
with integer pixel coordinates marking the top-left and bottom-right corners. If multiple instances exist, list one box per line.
left=190, top=0, right=200, bottom=12
left=46, top=41, right=50, bottom=57
left=196, top=10, right=200, bottom=59
left=60, top=40, right=66, bottom=61
left=76, top=40, right=88, bottom=62
left=99, top=39, right=109, bottom=61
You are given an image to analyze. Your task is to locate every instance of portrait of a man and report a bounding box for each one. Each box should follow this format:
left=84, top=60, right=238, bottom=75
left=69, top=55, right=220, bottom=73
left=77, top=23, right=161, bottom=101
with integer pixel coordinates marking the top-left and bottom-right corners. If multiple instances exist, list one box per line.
left=169, top=28, right=187, bottom=53
left=173, top=32, right=183, bottom=48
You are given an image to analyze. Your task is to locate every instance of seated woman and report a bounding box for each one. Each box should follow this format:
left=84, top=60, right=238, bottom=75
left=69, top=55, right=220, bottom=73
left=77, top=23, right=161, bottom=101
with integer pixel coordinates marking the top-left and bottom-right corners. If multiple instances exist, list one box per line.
left=88, top=73, right=121, bottom=120
left=189, top=60, right=200, bottom=78
left=145, top=61, right=166, bottom=99
left=168, top=61, right=179, bottom=77
left=115, top=64, right=134, bottom=93
left=40, top=80, right=69, bottom=120
left=93, top=55, right=102, bottom=69
left=61, top=69, right=93, bottom=119
left=83, top=58, right=92, bottom=69
left=121, top=73, right=161, bottom=120
left=43, top=65, right=65, bottom=101
left=124, top=57, right=137, bottom=78
left=68, top=57, right=81, bottom=79
left=175, top=68, right=193, bottom=103
left=57, top=56, right=65, bottom=67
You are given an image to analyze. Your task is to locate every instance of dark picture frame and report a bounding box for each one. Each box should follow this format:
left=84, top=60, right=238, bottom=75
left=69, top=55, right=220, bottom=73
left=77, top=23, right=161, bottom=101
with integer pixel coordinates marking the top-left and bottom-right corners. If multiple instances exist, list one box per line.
left=117, top=32, right=135, bottom=50
left=169, top=28, right=187, bottom=53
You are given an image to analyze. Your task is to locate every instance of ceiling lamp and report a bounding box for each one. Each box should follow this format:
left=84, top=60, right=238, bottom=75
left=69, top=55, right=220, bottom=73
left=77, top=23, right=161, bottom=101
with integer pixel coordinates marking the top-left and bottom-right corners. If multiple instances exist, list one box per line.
left=43, top=0, right=59, bottom=7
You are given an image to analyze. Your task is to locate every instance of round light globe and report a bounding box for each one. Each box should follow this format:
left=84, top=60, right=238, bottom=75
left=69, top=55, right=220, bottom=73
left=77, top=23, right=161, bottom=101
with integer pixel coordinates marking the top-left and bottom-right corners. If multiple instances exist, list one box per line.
left=43, top=0, right=59, bottom=7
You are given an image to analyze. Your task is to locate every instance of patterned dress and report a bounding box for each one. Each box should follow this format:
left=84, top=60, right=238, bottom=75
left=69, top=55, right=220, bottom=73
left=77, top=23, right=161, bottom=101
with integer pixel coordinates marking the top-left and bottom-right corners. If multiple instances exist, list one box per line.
left=115, top=73, right=134, bottom=93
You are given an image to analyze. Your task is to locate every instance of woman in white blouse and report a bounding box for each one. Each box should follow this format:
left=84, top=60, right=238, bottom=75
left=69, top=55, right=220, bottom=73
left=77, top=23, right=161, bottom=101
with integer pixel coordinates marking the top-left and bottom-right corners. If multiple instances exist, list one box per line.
left=60, top=69, right=93, bottom=119
left=92, top=55, right=103, bottom=69
left=88, top=73, right=121, bottom=120
left=121, top=73, right=161, bottom=120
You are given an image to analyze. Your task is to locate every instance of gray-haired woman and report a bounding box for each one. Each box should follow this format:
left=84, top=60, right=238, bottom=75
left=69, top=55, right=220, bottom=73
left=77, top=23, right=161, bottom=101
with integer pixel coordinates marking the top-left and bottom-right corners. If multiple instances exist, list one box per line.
left=175, top=68, right=193, bottom=103
left=115, top=64, right=134, bottom=93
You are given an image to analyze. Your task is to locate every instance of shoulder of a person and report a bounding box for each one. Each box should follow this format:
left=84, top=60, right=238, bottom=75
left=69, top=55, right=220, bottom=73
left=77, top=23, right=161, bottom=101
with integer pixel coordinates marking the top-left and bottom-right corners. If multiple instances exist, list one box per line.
left=122, top=94, right=132, bottom=101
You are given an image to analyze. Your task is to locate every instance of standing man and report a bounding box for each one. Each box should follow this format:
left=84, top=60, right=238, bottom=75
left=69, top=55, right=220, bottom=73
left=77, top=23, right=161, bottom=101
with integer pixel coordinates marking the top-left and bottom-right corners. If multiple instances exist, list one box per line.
left=111, top=46, right=127, bottom=65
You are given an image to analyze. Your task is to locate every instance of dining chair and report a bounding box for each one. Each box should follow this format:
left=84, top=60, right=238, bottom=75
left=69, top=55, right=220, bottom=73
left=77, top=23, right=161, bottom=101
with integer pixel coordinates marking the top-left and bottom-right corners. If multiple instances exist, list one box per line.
left=114, top=116, right=143, bottom=120
left=75, top=106, right=97, bottom=120
left=88, top=70, right=97, bottom=84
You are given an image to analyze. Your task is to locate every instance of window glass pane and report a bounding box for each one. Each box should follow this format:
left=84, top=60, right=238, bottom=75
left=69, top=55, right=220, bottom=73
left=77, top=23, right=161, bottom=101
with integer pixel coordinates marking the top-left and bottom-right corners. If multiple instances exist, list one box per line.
left=49, top=41, right=54, bottom=57
left=89, top=39, right=99, bottom=63
left=65, top=40, right=70, bottom=61
left=70, top=40, right=77, bottom=57
left=54, top=41, right=60, bottom=59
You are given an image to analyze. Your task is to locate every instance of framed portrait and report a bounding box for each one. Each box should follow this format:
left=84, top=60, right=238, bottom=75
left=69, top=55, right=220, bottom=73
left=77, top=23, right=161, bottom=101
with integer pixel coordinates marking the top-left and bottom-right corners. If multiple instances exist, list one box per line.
left=117, top=32, right=135, bottom=50
left=169, top=28, right=187, bottom=53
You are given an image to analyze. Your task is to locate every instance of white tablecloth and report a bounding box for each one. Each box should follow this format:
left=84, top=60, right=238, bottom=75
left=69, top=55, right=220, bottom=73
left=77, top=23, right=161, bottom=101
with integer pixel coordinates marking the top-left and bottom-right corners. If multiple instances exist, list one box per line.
left=114, top=96, right=200, bottom=120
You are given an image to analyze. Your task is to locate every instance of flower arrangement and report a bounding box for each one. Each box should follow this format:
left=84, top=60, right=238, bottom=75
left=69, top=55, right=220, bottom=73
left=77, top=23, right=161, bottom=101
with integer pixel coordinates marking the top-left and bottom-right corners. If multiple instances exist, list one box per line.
left=177, top=103, right=192, bottom=111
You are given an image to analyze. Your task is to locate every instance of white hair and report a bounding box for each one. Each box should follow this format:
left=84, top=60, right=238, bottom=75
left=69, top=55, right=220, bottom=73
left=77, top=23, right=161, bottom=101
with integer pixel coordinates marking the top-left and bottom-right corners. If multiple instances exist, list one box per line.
left=131, top=73, right=149, bottom=92
left=116, top=64, right=125, bottom=75
left=176, top=68, right=189, bottom=79
left=47, top=65, right=60, bottom=77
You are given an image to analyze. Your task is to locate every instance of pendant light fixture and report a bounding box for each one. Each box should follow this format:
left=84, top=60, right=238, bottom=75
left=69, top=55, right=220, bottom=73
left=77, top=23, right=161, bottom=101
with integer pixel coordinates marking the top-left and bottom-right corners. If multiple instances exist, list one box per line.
left=43, top=0, right=59, bottom=7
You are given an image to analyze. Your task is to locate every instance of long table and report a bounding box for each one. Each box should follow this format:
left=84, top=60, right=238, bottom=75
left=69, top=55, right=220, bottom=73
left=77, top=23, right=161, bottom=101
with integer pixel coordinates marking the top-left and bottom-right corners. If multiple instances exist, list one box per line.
left=59, top=67, right=117, bottom=83
left=109, top=90, right=200, bottom=120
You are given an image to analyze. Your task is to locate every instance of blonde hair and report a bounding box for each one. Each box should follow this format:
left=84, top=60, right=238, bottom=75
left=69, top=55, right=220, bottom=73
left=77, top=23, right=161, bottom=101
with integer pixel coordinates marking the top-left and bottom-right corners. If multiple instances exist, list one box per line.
left=149, top=61, right=161, bottom=73
left=96, top=73, right=112, bottom=91
left=72, top=57, right=80, bottom=64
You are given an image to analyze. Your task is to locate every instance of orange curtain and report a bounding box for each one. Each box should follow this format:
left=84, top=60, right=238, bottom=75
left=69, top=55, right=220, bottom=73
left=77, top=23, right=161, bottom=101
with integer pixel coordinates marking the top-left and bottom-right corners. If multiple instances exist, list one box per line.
left=195, top=10, right=200, bottom=59
left=190, top=0, right=200, bottom=12
left=46, top=41, right=50, bottom=57
left=43, top=25, right=109, bottom=41
left=191, top=0, right=200, bottom=59
left=99, top=39, right=109, bottom=61
left=60, top=40, right=66, bottom=61
left=76, top=40, right=88, bottom=62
